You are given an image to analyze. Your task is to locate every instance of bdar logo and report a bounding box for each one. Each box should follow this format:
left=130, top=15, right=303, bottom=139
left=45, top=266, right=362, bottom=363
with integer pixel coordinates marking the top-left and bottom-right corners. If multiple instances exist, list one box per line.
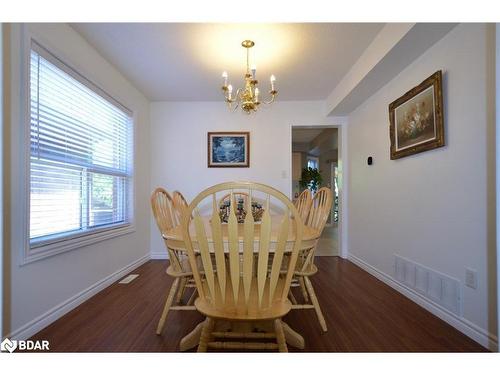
left=1, top=338, right=18, bottom=353
left=1, top=338, right=49, bottom=352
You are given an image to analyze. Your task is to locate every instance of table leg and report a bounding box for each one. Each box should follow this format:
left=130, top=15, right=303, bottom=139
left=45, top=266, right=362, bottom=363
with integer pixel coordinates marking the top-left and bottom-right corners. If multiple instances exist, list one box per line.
left=179, top=321, right=204, bottom=351
left=282, top=322, right=305, bottom=349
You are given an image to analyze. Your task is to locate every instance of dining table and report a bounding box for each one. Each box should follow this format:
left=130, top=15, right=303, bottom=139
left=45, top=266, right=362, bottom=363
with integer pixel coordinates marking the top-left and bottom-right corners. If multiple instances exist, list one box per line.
left=162, top=214, right=321, bottom=351
left=163, top=215, right=320, bottom=252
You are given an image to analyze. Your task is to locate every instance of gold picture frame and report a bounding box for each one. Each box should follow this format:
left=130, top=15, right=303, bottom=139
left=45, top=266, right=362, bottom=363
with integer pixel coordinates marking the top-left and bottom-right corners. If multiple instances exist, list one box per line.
left=389, top=70, right=444, bottom=160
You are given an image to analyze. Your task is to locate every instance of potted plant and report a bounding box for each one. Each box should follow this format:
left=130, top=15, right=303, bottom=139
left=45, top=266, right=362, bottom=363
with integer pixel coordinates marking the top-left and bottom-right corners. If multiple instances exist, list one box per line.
left=299, top=167, right=323, bottom=193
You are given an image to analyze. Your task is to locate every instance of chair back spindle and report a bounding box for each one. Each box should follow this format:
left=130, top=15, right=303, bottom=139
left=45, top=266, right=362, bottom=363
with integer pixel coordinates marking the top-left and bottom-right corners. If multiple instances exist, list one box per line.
left=173, top=190, right=189, bottom=223
left=294, top=189, right=312, bottom=224
left=306, top=187, right=333, bottom=233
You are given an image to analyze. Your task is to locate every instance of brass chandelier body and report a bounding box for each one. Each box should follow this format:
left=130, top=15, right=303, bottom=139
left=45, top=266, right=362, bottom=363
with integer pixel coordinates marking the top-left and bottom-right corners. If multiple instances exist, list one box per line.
left=221, top=40, right=277, bottom=114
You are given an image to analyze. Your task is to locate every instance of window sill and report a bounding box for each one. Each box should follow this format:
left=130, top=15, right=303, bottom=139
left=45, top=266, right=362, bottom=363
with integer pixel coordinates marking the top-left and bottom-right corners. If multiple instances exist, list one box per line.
left=22, top=224, right=136, bottom=265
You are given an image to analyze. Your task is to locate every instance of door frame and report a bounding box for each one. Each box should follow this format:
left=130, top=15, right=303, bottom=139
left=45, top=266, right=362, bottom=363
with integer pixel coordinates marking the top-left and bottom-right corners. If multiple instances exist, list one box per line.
left=289, top=123, right=348, bottom=259
left=495, top=22, right=499, bottom=352
left=330, top=161, right=338, bottom=225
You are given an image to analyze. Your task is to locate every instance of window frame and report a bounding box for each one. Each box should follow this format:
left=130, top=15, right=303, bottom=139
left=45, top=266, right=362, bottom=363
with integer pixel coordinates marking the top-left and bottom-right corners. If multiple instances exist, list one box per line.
left=21, top=30, right=136, bottom=265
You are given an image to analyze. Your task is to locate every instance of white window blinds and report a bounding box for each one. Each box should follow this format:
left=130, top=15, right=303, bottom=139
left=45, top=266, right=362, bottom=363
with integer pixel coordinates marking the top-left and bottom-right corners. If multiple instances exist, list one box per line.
left=29, top=41, right=133, bottom=247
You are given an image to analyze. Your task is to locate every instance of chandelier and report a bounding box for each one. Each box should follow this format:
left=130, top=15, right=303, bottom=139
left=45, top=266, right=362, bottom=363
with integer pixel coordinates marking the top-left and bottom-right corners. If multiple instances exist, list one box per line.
left=220, top=40, right=278, bottom=114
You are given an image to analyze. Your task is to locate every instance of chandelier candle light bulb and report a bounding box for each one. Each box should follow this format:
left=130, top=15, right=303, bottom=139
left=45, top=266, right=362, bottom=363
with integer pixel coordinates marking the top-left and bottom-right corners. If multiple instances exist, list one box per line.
left=220, top=40, right=278, bottom=114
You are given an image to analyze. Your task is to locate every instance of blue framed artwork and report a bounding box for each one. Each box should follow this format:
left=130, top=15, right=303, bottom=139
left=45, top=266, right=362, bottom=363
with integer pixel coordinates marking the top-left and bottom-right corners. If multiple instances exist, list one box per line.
left=207, top=132, right=250, bottom=168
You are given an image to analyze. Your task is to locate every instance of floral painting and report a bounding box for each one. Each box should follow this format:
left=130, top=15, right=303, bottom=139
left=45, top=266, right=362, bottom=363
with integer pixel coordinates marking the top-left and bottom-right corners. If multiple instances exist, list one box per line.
left=207, top=132, right=250, bottom=167
left=395, top=86, right=435, bottom=150
left=389, top=71, right=444, bottom=159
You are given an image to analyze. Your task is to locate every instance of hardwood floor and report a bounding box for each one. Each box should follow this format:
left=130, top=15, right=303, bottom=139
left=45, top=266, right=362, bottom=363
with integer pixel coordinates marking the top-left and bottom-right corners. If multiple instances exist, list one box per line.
left=31, top=257, right=487, bottom=352
left=315, top=225, right=338, bottom=256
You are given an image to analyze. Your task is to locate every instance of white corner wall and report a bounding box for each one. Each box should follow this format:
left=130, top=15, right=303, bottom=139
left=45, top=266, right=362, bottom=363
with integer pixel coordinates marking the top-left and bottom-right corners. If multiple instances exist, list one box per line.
left=347, top=23, right=497, bottom=349
left=4, top=23, right=151, bottom=339
left=496, top=23, right=500, bottom=351
left=1, top=23, right=4, bottom=339
left=149, top=101, right=346, bottom=257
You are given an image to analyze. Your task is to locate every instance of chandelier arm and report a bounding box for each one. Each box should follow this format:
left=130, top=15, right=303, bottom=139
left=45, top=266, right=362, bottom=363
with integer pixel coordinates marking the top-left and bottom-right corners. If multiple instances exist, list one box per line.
left=231, top=88, right=243, bottom=112
left=262, top=92, right=277, bottom=105
left=235, top=87, right=243, bottom=100
left=223, top=87, right=242, bottom=103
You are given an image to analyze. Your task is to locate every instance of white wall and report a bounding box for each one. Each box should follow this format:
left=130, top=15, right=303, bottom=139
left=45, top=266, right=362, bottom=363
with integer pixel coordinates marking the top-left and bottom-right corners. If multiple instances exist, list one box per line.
left=4, top=23, right=151, bottom=338
left=1, top=23, right=4, bottom=339
left=347, top=24, right=497, bottom=348
left=149, top=101, right=346, bottom=256
left=496, top=23, right=500, bottom=351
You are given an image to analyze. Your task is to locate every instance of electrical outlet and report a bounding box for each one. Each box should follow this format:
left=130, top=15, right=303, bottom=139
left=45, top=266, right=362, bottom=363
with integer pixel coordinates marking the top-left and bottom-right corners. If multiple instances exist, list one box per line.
left=465, top=268, right=477, bottom=289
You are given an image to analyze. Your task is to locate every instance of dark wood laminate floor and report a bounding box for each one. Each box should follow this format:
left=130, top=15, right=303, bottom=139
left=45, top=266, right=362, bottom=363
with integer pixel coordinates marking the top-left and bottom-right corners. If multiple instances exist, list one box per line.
left=31, top=257, right=487, bottom=352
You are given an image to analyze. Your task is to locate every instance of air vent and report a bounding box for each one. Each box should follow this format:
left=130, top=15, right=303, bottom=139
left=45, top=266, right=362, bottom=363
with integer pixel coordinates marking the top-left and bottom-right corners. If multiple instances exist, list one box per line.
left=118, top=274, right=139, bottom=284
left=394, top=255, right=461, bottom=315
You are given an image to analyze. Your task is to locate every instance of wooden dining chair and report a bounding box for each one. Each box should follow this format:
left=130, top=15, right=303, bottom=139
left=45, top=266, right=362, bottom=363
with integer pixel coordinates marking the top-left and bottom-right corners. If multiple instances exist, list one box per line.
left=172, top=190, right=189, bottom=220
left=151, top=187, right=197, bottom=335
left=294, top=189, right=312, bottom=224
left=291, top=187, right=333, bottom=332
left=182, top=182, right=304, bottom=352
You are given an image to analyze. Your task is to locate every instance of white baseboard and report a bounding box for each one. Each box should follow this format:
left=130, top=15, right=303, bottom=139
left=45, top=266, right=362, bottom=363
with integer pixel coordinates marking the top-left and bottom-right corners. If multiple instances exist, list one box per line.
left=348, top=253, right=498, bottom=351
left=8, top=253, right=150, bottom=341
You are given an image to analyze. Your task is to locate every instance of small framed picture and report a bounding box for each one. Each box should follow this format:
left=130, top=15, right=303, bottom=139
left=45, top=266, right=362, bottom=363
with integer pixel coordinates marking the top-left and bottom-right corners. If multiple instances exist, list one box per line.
left=207, top=132, right=250, bottom=168
left=389, top=70, right=444, bottom=160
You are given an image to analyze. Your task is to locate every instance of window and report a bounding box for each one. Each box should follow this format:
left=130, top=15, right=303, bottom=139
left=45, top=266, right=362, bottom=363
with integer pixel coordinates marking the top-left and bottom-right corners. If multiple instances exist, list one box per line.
left=307, top=156, right=319, bottom=170
left=28, top=41, right=133, bottom=255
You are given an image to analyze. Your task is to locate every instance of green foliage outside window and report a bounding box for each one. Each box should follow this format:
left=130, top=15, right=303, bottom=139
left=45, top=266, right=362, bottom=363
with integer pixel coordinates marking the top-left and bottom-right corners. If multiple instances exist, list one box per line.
left=299, top=167, right=323, bottom=193
left=92, top=174, right=113, bottom=208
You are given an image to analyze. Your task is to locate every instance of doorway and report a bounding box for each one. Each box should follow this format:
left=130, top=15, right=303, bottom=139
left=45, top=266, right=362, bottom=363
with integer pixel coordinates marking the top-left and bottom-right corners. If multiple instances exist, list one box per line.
left=291, top=126, right=339, bottom=256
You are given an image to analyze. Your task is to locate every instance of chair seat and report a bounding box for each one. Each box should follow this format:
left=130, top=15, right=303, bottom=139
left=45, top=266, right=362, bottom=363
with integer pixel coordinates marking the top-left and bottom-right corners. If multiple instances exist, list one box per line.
left=294, top=263, right=318, bottom=277
left=195, top=275, right=292, bottom=321
left=166, top=256, right=195, bottom=277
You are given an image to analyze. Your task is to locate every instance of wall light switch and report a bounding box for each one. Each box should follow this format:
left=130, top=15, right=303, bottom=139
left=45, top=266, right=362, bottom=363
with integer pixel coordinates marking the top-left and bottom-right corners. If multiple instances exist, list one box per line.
left=281, top=170, right=287, bottom=179
left=465, top=268, right=477, bottom=289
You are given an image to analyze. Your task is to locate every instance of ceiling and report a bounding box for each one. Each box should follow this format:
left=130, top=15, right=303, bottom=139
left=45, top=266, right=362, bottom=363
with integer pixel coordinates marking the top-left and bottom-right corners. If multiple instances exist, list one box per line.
left=71, top=23, right=385, bottom=101
left=292, top=129, right=324, bottom=143
left=292, top=128, right=338, bottom=156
